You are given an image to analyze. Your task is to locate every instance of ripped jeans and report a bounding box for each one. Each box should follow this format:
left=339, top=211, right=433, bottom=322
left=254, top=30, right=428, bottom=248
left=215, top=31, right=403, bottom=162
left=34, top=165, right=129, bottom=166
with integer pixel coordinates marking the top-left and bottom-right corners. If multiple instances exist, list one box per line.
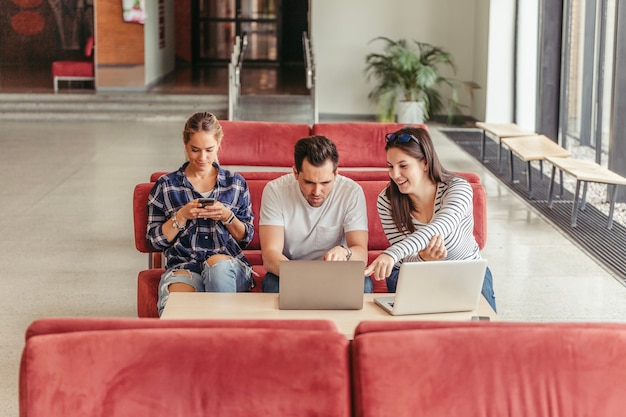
left=157, top=257, right=253, bottom=316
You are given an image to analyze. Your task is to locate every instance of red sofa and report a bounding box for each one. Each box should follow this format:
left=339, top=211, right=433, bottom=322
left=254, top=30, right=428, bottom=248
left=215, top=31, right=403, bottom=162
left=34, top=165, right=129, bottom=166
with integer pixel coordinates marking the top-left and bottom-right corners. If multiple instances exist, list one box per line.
left=21, top=318, right=626, bottom=417
left=215, top=120, right=408, bottom=168
left=133, top=122, right=487, bottom=317
left=20, top=318, right=349, bottom=417
left=351, top=321, right=626, bottom=417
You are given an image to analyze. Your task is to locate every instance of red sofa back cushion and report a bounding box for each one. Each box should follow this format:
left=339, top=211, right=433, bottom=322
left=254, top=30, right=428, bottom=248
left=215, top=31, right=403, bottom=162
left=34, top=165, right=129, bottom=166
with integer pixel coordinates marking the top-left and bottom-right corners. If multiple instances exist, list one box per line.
left=135, top=170, right=486, bottom=254
left=21, top=323, right=351, bottom=417
left=311, top=122, right=426, bottom=167
left=218, top=120, right=310, bottom=166
left=351, top=322, right=626, bottom=417
left=133, top=183, right=154, bottom=254
left=339, top=170, right=486, bottom=250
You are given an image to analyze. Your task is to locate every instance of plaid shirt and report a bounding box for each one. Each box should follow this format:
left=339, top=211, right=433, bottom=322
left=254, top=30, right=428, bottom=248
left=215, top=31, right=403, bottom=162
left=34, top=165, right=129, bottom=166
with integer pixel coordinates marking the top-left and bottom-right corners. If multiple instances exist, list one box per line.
left=147, top=162, right=253, bottom=274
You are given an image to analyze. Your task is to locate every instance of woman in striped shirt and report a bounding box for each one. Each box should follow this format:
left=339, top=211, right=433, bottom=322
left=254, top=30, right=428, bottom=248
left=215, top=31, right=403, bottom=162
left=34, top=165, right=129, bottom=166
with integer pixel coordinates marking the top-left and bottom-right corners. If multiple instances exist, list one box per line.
left=364, top=127, right=496, bottom=311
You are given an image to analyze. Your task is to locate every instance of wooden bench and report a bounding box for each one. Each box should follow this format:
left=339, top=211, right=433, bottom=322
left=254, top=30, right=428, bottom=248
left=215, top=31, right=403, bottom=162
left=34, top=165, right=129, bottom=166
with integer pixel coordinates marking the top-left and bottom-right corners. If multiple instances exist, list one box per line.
left=500, top=135, right=571, bottom=199
left=546, top=156, right=626, bottom=229
left=475, top=122, right=534, bottom=172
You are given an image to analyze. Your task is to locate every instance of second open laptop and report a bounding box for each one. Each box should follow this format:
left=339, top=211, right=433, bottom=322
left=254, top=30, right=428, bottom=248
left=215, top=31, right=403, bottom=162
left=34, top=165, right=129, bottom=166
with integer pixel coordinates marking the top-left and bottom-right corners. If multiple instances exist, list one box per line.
left=374, top=259, right=488, bottom=315
left=278, top=260, right=366, bottom=310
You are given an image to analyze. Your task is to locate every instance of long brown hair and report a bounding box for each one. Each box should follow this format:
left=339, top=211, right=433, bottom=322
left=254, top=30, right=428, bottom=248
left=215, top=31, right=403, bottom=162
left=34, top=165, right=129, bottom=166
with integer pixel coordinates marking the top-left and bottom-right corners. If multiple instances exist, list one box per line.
left=385, top=127, right=454, bottom=233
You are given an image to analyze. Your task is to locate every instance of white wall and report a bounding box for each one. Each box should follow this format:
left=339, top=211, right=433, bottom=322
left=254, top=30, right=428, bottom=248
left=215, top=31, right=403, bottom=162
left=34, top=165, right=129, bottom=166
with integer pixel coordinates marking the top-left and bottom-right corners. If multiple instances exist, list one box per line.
left=484, top=0, right=516, bottom=122
left=472, top=0, right=491, bottom=121
left=312, top=0, right=481, bottom=118
left=515, top=0, right=539, bottom=131
left=144, top=0, right=176, bottom=87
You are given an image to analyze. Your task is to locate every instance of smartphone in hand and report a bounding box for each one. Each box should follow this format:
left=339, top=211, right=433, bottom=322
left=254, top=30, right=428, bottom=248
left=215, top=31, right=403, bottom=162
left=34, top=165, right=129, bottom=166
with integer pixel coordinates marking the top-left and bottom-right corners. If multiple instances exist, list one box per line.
left=198, top=198, right=215, bottom=208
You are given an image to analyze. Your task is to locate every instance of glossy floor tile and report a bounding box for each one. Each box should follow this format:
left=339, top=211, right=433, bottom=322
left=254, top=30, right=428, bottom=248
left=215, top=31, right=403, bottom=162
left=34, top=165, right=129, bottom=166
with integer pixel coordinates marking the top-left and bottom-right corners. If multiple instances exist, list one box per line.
left=2, top=120, right=626, bottom=417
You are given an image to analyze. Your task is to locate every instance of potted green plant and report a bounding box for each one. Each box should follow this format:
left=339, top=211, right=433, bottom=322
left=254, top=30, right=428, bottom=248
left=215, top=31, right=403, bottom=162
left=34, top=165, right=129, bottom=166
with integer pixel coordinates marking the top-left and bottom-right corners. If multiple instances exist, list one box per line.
left=364, top=37, right=461, bottom=124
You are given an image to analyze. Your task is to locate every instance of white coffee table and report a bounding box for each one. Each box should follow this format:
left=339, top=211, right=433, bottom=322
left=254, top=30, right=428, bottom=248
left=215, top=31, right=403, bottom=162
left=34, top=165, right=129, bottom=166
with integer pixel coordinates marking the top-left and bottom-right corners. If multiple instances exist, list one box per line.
left=161, top=293, right=497, bottom=339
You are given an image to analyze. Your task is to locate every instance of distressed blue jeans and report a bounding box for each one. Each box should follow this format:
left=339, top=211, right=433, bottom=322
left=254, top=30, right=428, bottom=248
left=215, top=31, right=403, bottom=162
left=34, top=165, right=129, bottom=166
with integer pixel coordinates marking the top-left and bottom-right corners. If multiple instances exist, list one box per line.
left=158, top=258, right=252, bottom=316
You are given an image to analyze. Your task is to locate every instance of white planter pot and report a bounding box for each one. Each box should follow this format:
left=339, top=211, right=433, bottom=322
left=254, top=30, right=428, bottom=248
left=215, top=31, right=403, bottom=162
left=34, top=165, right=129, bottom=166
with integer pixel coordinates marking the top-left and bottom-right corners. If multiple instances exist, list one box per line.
left=396, top=101, right=425, bottom=124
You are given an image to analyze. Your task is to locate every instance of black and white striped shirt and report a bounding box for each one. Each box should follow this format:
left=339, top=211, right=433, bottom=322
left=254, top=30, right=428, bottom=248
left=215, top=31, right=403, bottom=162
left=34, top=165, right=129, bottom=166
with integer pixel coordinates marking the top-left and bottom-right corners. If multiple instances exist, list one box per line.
left=378, top=177, right=480, bottom=265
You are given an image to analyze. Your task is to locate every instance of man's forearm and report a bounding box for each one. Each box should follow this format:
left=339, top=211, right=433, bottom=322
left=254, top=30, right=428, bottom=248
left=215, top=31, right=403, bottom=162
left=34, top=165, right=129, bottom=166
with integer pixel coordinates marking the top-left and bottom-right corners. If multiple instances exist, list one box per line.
left=348, top=245, right=368, bottom=262
left=263, top=251, right=289, bottom=276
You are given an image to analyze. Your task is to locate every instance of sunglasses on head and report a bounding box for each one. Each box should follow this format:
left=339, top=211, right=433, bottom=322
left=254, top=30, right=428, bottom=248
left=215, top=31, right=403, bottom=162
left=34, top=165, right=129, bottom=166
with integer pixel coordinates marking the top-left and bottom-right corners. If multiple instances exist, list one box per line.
left=385, top=132, right=421, bottom=145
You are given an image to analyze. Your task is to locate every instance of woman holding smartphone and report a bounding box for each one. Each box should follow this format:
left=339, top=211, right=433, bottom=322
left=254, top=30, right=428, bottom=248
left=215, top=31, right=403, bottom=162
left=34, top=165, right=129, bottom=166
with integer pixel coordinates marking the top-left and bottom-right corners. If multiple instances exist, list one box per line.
left=147, top=112, right=254, bottom=316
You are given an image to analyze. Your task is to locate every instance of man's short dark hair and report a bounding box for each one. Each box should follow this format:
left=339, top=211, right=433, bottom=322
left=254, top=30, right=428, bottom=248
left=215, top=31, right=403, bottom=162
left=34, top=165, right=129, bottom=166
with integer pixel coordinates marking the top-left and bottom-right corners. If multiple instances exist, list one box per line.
left=294, top=135, right=339, bottom=173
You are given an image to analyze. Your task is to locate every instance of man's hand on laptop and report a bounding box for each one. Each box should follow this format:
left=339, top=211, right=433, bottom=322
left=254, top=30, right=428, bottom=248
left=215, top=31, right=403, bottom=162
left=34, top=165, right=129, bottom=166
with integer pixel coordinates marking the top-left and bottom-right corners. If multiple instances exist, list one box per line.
left=322, top=245, right=352, bottom=261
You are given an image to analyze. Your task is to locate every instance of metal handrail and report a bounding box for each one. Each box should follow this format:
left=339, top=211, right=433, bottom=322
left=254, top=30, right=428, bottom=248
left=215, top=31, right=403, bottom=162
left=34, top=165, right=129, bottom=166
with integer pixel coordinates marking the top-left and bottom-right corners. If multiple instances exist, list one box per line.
left=228, top=34, right=248, bottom=120
left=302, top=32, right=318, bottom=123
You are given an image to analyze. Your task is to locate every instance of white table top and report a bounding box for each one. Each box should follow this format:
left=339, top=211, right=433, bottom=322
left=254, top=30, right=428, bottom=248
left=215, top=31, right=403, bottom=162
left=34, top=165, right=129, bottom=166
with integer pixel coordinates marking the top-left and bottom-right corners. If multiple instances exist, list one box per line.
left=161, top=292, right=497, bottom=339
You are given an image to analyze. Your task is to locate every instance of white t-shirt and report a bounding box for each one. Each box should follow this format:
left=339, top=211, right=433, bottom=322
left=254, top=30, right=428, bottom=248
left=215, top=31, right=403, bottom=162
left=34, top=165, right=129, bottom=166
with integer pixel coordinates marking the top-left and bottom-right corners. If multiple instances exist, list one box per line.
left=260, top=174, right=368, bottom=260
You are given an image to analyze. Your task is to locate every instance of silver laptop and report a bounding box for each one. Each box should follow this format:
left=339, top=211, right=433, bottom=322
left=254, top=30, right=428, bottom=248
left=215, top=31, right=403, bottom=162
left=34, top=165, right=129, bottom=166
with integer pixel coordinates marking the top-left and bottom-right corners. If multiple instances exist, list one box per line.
left=374, top=259, right=487, bottom=315
left=279, top=260, right=365, bottom=310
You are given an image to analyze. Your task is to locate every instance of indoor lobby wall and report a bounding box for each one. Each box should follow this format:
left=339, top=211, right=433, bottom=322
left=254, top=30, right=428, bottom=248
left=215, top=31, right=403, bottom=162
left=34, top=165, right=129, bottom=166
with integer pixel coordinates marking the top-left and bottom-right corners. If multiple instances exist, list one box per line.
left=311, top=0, right=484, bottom=119
left=94, top=0, right=145, bottom=90
left=1, top=1, right=92, bottom=65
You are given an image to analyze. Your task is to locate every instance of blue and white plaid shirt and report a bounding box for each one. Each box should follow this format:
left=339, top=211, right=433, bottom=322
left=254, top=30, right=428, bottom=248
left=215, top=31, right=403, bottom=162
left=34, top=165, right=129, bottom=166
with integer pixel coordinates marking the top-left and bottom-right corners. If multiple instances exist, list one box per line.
left=147, top=162, right=253, bottom=274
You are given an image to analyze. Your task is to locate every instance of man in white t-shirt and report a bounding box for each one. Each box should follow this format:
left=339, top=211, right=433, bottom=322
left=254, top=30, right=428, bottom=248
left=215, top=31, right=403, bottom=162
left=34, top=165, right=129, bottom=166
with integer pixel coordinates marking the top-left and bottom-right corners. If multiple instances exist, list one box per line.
left=259, top=135, right=371, bottom=292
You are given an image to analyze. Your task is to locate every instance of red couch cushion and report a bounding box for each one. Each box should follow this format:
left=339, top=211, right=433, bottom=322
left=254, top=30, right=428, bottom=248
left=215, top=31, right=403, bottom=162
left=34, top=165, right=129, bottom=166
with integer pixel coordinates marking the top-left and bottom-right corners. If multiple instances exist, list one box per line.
left=51, top=60, right=94, bottom=77
left=25, top=317, right=339, bottom=339
left=133, top=183, right=154, bottom=254
left=352, top=322, right=626, bottom=417
left=218, top=120, right=311, bottom=166
left=137, top=268, right=164, bottom=317
left=311, top=122, right=427, bottom=167
left=21, top=326, right=351, bottom=417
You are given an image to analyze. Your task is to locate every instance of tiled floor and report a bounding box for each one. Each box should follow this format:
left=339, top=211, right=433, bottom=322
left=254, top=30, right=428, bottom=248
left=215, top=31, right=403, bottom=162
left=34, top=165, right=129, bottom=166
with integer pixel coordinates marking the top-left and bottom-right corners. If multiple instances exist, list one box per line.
left=2, top=68, right=626, bottom=415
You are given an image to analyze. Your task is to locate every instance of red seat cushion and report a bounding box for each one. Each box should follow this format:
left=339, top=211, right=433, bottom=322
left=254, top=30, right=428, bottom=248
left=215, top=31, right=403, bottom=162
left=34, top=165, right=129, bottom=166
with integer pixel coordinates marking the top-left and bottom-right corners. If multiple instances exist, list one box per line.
left=51, top=60, right=94, bottom=77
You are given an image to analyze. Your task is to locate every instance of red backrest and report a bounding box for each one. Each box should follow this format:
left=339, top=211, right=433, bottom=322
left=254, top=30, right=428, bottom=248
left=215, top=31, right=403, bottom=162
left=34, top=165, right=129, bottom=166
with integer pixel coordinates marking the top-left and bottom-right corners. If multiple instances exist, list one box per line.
left=150, top=171, right=167, bottom=182
left=133, top=183, right=154, bottom=254
left=25, top=317, right=338, bottom=340
left=84, top=36, right=94, bottom=58
left=245, top=179, right=273, bottom=250
left=359, top=180, right=390, bottom=252
left=341, top=170, right=487, bottom=250
left=352, top=322, right=626, bottom=417
left=135, top=170, right=486, bottom=259
left=218, top=120, right=311, bottom=166
left=311, top=122, right=427, bottom=167
left=21, top=320, right=351, bottom=417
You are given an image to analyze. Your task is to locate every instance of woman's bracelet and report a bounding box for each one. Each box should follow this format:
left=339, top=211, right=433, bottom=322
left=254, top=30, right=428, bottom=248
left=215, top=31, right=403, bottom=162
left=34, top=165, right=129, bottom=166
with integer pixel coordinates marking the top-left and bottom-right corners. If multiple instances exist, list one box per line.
left=171, top=211, right=185, bottom=230
left=223, top=212, right=236, bottom=225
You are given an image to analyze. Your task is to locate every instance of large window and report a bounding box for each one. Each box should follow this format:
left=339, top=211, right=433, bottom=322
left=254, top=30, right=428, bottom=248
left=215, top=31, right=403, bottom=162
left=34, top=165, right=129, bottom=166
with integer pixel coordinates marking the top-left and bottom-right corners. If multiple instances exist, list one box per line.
left=560, top=0, right=616, bottom=163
